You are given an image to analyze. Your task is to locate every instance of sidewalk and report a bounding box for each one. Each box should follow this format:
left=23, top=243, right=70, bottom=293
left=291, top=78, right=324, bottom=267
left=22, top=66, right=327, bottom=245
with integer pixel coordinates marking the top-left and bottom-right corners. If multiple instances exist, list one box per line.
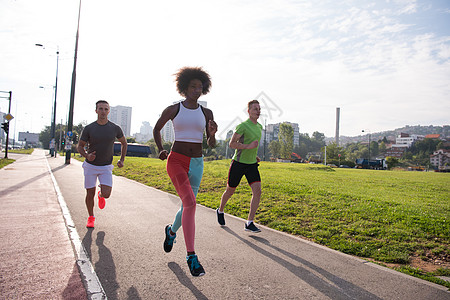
left=0, top=149, right=87, bottom=299
left=1, top=149, right=449, bottom=299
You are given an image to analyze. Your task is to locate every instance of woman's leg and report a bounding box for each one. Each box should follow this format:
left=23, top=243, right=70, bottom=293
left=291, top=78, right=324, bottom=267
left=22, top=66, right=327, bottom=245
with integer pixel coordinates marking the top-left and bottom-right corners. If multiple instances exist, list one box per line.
left=171, top=157, right=203, bottom=233
left=167, top=153, right=197, bottom=253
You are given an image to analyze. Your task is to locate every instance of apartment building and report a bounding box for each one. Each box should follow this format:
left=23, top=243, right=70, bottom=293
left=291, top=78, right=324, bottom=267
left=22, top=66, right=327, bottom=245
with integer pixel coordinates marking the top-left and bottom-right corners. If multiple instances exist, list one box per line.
left=430, top=149, right=450, bottom=169
left=264, top=122, right=300, bottom=145
left=109, top=105, right=132, bottom=137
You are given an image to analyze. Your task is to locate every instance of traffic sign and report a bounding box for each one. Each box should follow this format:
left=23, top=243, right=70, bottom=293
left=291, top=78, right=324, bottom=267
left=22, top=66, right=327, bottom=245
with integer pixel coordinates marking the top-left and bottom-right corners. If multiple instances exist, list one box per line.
left=67, top=131, right=73, bottom=137
left=5, top=114, right=13, bottom=121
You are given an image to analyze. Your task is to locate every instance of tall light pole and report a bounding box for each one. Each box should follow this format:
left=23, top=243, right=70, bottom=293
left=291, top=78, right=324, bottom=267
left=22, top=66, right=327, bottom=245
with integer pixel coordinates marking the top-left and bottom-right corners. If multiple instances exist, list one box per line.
left=0, top=91, right=12, bottom=158
left=36, top=44, right=59, bottom=157
left=66, top=0, right=81, bottom=164
left=362, top=129, right=371, bottom=168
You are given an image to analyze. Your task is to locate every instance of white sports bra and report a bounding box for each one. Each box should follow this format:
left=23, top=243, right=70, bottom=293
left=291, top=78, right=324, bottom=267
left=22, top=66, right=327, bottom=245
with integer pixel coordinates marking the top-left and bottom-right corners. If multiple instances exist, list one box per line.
left=172, top=102, right=206, bottom=143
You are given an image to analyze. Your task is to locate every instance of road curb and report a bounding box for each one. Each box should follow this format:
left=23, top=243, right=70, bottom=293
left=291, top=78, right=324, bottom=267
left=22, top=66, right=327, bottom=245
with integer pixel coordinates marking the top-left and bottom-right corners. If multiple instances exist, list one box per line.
left=45, top=158, right=107, bottom=300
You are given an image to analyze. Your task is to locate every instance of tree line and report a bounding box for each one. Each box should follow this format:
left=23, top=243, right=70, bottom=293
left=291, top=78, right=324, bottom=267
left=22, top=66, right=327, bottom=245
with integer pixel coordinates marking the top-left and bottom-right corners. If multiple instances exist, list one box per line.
left=39, top=122, right=448, bottom=168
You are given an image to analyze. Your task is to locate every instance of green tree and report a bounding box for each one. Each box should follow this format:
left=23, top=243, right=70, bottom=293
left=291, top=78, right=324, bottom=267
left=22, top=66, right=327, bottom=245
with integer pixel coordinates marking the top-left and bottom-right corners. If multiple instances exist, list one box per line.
left=146, top=139, right=172, bottom=158
left=385, top=156, right=399, bottom=170
left=369, top=141, right=379, bottom=158
left=279, top=123, right=294, bottom=159
left=127, top=137, right=136, bottom=143
left=39, top=126, right=52, bottom=150
left=323, top=142, right=344, bottom=161
left=268, top=140, right=281, bottom=159
left=379, top=141, right=387, bottom=156
left=312, top=131, right=325, bottom=143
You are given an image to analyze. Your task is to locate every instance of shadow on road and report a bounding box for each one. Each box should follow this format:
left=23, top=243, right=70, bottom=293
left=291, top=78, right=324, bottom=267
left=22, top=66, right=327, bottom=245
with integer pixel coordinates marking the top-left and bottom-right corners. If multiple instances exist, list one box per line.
left=168, top=262, right=208, bottom=300
left=62, top=262, right=88, bottom=300
left=0, top=171, right=48, bottom=197
left=126, top=285, right=142, bottom=300
left=50, top=162, right=70, bottom=174
left=82, top=229, right=143, bottom=300
left=82, top=228, right=94, bottom=259
left=95, top=231, right=120, bottom=300
left=223, top=227, right=382, bottom=300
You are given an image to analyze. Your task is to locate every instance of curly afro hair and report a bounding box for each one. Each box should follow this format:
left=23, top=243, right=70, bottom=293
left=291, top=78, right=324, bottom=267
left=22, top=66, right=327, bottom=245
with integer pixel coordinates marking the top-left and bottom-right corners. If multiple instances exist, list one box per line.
left=174, top=66, right=212, bottom=97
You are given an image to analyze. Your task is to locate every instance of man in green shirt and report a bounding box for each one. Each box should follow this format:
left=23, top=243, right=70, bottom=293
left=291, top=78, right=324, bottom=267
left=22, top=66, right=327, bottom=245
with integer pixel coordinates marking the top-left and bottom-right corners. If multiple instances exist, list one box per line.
left=217, top=100, right=263, bottom=232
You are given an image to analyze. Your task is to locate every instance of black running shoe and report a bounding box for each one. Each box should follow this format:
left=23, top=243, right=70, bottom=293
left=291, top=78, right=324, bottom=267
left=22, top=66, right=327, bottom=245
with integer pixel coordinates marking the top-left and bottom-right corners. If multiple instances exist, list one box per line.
left=216, top=208, right=225, bottom=226
left=163, top=224, right=176, bottom=253
left=245, top=222, right=261, bottom=233
left=186, top=254, right=205, bottom=277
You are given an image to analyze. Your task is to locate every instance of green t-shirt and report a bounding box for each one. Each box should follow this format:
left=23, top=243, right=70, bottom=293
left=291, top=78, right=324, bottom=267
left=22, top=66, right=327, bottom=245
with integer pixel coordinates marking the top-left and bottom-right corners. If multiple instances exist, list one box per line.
left=232, top=119, right=263, bottom=164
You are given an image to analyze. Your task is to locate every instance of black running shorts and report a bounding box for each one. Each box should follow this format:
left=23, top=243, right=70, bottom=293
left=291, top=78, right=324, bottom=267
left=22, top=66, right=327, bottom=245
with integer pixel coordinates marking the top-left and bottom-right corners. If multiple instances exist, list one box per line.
left=227, top=160, right=261, bottom=188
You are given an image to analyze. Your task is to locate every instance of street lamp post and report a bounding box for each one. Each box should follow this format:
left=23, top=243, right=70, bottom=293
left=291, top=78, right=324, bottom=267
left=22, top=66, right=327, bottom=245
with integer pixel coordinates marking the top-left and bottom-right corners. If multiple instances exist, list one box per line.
left=0, top=91, right=12, bottom=159
left=66, top=0, right=82, bottom=164
left=362, top=129, right=371, bottom=168
left=36, top=44, right=59, bottom=157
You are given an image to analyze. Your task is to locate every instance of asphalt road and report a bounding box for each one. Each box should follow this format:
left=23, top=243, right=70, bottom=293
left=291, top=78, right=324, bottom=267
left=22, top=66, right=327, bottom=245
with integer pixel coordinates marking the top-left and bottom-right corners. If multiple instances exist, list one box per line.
left=44, top=153, right=449, bottom=300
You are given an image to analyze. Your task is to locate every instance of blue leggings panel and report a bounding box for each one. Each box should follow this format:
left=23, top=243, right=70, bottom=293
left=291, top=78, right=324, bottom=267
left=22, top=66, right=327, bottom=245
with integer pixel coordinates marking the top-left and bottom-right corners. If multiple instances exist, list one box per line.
left=171, top=156, right=203, bottom=233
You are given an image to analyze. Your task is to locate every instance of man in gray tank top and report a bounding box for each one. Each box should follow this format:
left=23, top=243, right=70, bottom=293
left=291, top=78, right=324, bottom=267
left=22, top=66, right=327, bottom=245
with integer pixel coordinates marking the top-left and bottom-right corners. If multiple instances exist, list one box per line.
left=77, top=100, right=128, bottom=228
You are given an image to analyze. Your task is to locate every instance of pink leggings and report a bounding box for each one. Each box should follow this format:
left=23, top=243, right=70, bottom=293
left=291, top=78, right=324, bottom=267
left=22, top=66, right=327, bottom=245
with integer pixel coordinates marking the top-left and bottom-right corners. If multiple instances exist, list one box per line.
left=166, top=152, right=202, bottom=252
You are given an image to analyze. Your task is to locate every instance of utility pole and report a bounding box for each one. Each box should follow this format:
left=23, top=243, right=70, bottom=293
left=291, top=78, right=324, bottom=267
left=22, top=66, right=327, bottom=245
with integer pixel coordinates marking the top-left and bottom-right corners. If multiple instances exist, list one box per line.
left=263, top=119, right=267, bottom=161
left=66, top=0, right=81, bottom=164
left=0, top=91, right=12, bottom=159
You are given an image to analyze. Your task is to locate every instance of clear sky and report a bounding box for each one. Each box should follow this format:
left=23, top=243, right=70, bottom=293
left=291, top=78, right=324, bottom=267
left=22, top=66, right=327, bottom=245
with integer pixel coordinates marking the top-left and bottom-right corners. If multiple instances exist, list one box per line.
left=1, top=0, right=449, bottom=141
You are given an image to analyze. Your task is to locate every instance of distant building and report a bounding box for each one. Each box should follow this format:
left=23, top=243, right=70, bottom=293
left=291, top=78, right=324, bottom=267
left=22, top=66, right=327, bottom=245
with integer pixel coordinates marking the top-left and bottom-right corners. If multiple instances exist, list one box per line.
left=394, top=133, right=424, bottom=147
left=384, top=146, right=407, bottom=158
left=384, top=133, right=424, bottom=158
left=425, top=134, right=441, bottom=139
left=264, top=122, right=299, bottom=145
left=430, top=149, right=450, bottom=169
left=18, top=132, right=40, bottom=147
left=162, top=120, right=175, bottom=142
left=0, top=111, right=5, bottom=144
left=109, top=105, right=132, bottom=137
left=134, top=121, right=153, bottom=143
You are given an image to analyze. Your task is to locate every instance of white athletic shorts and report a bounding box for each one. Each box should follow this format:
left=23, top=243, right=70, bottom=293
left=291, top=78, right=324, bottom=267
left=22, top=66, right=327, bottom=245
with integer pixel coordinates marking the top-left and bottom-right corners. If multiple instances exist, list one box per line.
left=82, top=161, right=114, bottom=189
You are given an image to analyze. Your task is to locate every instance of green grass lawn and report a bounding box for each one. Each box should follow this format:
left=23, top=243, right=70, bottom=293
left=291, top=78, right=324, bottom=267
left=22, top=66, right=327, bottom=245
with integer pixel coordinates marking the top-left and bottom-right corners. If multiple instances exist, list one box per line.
left=0, top=158, right=15, bottom=169
left=0, top=148, right=33, bottom=168
left=85, top=155, right=450, bottom=287
left=8, top=148, right=34, bottom=154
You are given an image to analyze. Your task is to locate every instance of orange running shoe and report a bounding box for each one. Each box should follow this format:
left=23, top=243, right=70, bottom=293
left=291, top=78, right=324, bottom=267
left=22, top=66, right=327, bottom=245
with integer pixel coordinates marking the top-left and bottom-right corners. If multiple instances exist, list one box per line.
left=98, top=191, right=106, bottom=209
left=86, top=216, right=95, bottom=228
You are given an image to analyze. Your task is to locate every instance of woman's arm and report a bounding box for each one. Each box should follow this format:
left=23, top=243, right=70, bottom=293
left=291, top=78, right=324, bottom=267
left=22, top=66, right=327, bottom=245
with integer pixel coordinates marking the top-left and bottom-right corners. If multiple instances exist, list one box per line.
left=153, top=104, right=178, bottom=160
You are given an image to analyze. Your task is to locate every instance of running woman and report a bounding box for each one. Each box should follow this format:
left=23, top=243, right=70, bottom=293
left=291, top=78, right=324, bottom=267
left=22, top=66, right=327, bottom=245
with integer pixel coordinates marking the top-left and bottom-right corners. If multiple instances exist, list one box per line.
left=216, top=100, right=263, bottom=232
left=153, top=67, right=217, bottom=277
left=77, top=100, right=127, bottom=228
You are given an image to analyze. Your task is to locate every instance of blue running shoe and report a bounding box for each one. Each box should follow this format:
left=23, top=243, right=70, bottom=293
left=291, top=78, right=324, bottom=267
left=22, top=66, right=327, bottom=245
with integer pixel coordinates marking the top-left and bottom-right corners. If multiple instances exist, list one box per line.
left=163, top=224, right=176, bottom=253
left=186, top=254, right=205, bottom=277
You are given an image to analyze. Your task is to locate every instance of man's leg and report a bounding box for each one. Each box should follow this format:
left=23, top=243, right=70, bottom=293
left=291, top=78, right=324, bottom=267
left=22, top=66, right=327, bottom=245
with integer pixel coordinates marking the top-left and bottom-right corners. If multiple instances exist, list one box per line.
left=247, top=181, right=261, bottom=221
left=219, top=185, right=236, bottom=212
left=99, top=184, right=112, bottom=198
left=85, top=187, right=96, bottom=216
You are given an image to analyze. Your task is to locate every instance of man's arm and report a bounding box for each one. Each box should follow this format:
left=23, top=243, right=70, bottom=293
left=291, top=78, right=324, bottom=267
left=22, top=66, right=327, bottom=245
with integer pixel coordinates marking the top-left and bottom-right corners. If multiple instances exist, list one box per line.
left=229, top=132, right=258, bottom=150
left=77, top=139, right=96, bottom=161
left=117, top=136, right=127, bottom=168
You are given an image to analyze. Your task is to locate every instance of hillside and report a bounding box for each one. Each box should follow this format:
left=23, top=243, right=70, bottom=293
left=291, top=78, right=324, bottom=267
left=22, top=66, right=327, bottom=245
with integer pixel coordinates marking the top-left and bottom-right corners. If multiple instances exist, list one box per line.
left=327, top=125, right=449, bottom=145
